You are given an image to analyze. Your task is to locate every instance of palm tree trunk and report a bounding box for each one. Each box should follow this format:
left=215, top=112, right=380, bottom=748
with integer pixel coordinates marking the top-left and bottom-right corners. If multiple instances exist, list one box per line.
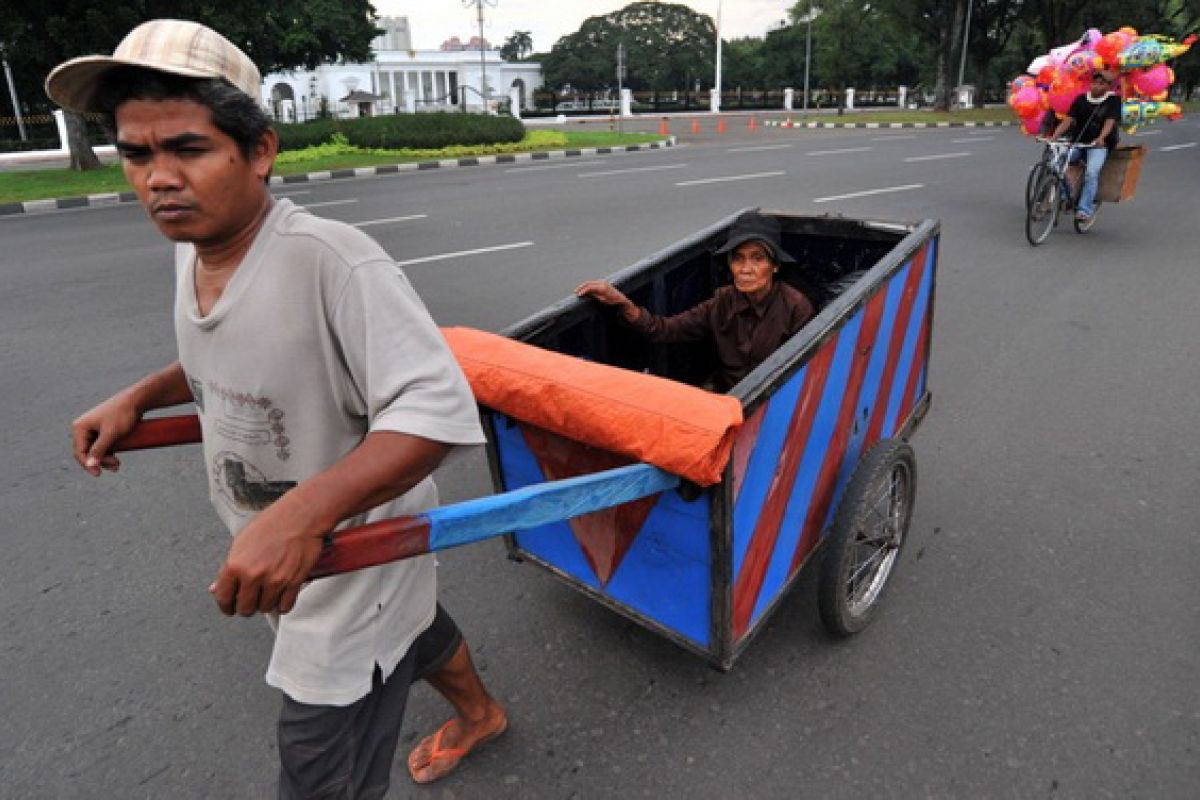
left=64, top=110, right=102, bottom=171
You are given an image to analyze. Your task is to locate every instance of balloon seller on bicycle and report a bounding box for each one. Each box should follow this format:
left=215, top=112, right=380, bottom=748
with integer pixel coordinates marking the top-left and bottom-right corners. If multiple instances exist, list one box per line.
left=1050, top=70, right=1122, bottom=224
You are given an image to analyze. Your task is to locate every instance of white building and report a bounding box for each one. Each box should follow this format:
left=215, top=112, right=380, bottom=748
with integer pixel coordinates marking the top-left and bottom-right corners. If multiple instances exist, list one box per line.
left=261, top=17, right=543, bottom=120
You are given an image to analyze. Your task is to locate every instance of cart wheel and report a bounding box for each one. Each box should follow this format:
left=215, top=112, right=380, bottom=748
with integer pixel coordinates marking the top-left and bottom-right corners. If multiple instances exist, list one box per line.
left=818, top=439, right=916, bottom=637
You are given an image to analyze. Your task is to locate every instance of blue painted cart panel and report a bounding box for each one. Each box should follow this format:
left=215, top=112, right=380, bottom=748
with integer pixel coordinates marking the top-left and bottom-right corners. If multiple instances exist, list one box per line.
left=490, top=211, right=940, bottom=667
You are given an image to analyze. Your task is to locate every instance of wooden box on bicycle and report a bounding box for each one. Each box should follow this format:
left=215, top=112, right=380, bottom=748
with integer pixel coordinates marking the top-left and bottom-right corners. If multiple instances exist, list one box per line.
left=1098, top=145, right=1146, bottom=203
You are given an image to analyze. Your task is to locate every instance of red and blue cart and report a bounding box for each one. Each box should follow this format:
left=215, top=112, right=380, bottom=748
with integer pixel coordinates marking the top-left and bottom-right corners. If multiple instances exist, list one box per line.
left=120, top=209, right=939, bottom=669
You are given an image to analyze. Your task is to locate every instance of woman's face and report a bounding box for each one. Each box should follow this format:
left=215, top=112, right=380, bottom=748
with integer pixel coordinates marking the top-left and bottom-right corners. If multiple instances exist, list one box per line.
left=729, top=240, right=777, bottom=301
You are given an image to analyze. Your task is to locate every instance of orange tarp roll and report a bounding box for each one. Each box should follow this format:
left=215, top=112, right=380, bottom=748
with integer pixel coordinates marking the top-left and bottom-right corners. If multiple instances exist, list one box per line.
left=442, top=327, right=744, bottom=486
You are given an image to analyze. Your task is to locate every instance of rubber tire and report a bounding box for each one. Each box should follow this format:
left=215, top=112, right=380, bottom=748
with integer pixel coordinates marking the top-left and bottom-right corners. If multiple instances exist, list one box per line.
left=1025, top=162, right=1049, bottom=211
left=1073, top=200, right=1101, bottom=233
left=1025, top=173, right=1059, bottom=246
left=818, top=439, right=916, bottom=637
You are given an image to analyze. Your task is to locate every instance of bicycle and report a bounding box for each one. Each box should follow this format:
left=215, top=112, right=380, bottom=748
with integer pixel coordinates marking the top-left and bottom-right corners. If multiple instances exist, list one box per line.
left=1025, top=139, right=1101, bottom=246
left=1024, top=141, right=1052, bottom=211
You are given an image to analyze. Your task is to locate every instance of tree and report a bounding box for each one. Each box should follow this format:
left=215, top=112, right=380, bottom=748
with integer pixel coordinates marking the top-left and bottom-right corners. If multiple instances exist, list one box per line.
left=541, top=2, right=716, bottom=97
left=0, top=1, right=380, bottom=170
left=499, top=30, right=533, bottom=61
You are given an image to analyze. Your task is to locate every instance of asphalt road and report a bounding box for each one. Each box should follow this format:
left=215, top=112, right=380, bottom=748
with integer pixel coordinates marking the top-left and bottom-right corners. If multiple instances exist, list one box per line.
left=3, top=120, right=1199, bottom=799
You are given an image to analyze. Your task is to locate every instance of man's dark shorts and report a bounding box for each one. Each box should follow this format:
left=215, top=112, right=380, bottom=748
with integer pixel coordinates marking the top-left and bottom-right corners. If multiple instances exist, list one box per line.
left=277, top=604, right=462, bottom=800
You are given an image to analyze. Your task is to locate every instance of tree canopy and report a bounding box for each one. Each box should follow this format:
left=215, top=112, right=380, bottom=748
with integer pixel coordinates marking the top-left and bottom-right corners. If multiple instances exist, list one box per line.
left=541, top=2, right=716, bottom=94
left=500, top=30, right=534, bottom=61
left=2, top=0, right=381, bottom=167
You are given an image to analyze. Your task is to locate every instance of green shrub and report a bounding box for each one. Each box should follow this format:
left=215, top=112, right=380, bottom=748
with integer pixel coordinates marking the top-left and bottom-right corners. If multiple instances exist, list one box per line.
left=341, top=112, right=524, bottom=150
left=273, top=112, right=525, bottom=153
left=274, top=118, right=342, bottom=152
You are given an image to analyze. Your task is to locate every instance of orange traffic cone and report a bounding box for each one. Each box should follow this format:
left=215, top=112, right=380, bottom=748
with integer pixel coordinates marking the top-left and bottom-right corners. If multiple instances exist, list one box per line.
left=690, top=118, right=701, bottom=134
left=717, top=117, right=727, bottom=134
left=748, top=115, right=758, bottom=131
left=658, top=117, right=669, bottom=135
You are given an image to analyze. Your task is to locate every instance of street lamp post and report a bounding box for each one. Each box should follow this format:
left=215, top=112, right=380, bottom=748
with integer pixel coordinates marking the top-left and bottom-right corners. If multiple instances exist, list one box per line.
left=956, top=0, right=973, bottom=107
left=803, top=7, right=812, bottom=112
left=1, top=44, right=27, bottom=141
left=713, top=0, right=722, bottom=113
left=464, top=0, right=497, bottom=112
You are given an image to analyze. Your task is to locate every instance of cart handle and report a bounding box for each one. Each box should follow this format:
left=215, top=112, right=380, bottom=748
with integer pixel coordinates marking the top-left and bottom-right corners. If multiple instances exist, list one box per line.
left=112, top=414, right=682, bottom=578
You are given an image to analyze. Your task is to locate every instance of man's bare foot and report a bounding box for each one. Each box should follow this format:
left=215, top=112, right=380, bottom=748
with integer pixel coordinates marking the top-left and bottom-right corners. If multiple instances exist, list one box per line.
left=407, top=704, right=508, bottom=784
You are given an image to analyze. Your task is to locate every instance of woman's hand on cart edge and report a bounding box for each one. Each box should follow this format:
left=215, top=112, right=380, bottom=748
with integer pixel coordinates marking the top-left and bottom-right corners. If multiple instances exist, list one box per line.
left=71, top=394, right=143, bottom=476
left=575, top=280, right=641, bottom=323
left=209, top=490, right=327, bottom=616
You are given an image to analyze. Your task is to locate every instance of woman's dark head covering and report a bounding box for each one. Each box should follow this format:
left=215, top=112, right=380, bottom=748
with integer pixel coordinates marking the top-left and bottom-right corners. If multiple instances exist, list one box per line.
left=713, top=211, right=796, bottom=264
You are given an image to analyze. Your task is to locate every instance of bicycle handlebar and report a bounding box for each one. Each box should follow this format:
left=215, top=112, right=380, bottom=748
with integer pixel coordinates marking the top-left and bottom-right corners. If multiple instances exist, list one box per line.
left=1035, top=137, right=1100, bottom=148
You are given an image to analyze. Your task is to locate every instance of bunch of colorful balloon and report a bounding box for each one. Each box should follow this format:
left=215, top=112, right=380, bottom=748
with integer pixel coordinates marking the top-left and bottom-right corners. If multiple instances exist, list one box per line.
left=1007, top=27, right=1196, bottom=135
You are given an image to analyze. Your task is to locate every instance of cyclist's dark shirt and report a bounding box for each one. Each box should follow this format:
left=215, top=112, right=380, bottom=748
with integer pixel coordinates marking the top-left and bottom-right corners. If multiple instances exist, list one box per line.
left=1066, top=93, right=1122, bottom=148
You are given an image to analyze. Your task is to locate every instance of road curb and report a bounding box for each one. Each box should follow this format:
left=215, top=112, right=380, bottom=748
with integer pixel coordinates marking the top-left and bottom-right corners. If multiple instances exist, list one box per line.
left=0, top=137, right=677, bottom=217
left=761, top=119, right=1017, bottom=129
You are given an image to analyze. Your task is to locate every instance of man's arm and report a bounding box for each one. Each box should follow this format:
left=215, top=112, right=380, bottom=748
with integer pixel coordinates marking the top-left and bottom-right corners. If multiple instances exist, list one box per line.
left=71, top=361, right=194, bottom=477
left=1051, top=114, right=1073, bottom=140
left=209, top=431, right=451, bottom=617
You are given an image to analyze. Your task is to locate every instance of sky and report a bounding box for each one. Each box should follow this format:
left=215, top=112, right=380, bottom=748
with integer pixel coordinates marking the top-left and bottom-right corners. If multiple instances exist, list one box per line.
left=374, top=1, right=797, bottom=52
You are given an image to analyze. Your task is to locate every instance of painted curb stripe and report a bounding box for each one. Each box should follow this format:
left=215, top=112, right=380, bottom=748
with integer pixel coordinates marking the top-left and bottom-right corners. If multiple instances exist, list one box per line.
left=0, top=139, right=676, bottom=216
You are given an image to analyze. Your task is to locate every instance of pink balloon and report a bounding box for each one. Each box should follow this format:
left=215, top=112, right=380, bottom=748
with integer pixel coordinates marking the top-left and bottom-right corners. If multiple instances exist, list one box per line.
left=1130, top=64, right=1172, bottom=99
left=1021, top=115, right=1043, bottom=135
left=1010, top=85, right=1042, bottom=117
left=1048, top=77, right=1081, bottom=115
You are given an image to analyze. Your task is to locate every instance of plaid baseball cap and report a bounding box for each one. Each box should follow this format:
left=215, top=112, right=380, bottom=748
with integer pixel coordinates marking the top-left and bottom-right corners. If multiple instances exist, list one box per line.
left=45, top=19, right=261, bottom=113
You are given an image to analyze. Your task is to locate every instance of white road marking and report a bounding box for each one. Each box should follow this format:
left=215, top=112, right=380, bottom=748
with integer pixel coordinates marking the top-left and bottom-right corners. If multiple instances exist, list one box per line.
left=1132, top=129, right=1162, bottom=136
left=727, top=143, right=794, bottom=153
left=871, top=134, right=916, bottom=141
left=1160, top=142, right=1197, bottom=151
left=813, top=184, right=925, bottom=203
left=505, top=159, right=610, bottom=173
left=396, top=241, right=534, bottom=267
left=303, top=199, right=359, bottom=209
left=352, top=214, right=428, bottom=228
left=676, top=170, right=786, bottom=187
left=952, top=136, right=993, bottom=143
left=578, top=163, right=688, bottom=178
left=904, top=152, right=971, bottom=162
left=273, top=189, right=311, bottom=197
left=807, top=146, right=872, bottom=156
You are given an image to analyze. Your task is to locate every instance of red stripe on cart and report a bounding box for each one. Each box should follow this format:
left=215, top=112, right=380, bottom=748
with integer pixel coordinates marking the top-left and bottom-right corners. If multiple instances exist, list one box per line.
left=863, top=243, right=929, bottom=448
left=895, top=301, right=933, bottom=427
left=520, top=424, right=657, bottom=586
left=732, top=403, right=768, bottom=502
left=788, top=288, right=890, bottom=575
left=309, top=516, right=432, bottom=579
left=731, top=339, right=838, bottom=639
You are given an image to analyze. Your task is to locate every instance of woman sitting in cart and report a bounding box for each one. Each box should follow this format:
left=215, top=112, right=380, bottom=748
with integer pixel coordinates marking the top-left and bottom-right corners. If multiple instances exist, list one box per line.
left=575, top=210, right=816, bottom=392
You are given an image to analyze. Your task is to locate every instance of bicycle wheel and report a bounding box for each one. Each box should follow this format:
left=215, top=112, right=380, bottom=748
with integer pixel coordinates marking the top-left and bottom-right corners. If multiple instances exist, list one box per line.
left=818, top=439, right=916, bottom=637
left=1025, top=173, right=1059, bottom=246
left=1073, top=200, right=1101, bottom=233
left=1025, top=162, right=1049, bottom=211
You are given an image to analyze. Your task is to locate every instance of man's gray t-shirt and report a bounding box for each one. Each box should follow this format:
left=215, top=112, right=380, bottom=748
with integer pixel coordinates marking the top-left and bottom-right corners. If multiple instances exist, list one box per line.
left=174, top=199, right=484, bottom=706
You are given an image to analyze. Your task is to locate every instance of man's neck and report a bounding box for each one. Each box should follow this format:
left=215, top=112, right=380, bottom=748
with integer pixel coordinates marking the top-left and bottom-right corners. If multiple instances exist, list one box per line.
left=195, top=194, right=274, bottom=274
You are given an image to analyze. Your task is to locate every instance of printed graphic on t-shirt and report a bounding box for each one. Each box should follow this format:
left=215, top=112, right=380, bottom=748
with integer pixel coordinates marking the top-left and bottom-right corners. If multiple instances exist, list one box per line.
left=214, top=452, right=296, bottom=513
left=188, top=376, right=206, bottom=412
left=205, top=380, right=291, bottom=461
